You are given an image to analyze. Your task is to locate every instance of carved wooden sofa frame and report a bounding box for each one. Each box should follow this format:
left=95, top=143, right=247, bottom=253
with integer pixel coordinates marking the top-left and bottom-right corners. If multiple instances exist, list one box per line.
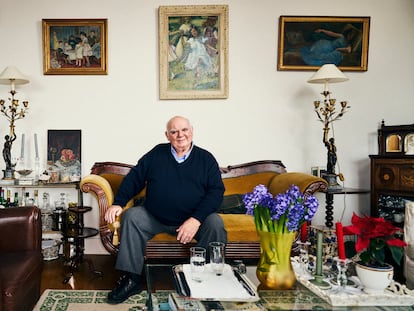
left=80, top=160, right=327, bottom=260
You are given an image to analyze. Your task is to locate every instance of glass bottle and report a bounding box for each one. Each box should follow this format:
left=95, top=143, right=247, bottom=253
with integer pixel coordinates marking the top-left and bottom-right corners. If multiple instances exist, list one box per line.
left=6, top=189, right=11, bottom=208
left=20, top=187, right=26, bottom=206
left=42, top=192, right=50, bottom=210
left=13, top=192, right=19, bottom=207
left=33, top=189, right=39, bottom=207
left=0, top=188, right=5, bottom=208
left=24, top=192, right=31, bottom=206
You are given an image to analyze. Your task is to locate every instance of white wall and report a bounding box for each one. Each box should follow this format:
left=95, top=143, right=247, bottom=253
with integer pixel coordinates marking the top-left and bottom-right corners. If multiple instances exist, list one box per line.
left=1, top=0, right=413, bottom=253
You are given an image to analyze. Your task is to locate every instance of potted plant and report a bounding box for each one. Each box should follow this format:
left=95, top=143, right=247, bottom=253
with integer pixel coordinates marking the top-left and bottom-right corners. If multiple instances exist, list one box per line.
left=343, top=213, right=407, bottom=294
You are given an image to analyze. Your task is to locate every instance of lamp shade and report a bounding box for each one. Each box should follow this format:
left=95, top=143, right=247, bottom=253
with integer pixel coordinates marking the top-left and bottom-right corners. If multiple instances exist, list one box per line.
left=307, top=64, right=348, bottom=84
left=0, top=66, right=29, bottom=85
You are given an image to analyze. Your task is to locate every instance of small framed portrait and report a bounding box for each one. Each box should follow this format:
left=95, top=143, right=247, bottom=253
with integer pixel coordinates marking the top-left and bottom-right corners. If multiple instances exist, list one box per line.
left=386, top=134, right=402, bottom=153
left=311, top=166, right=326, bottom=177
left=47, top=130, right=81, bottom=182
left=405, top=134, right=414, bottom=155
left=158, top=5, right=229, bottom=99
left=42, top=19, right=108, bottom=75
left=277, top=16, right=370, bottom=71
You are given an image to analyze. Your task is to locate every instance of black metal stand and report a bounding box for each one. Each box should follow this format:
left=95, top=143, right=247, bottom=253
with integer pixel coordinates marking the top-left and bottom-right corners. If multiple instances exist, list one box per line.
left=324, top=188, right=370, bottom=228
left=62, top=206, right=103, bottom=284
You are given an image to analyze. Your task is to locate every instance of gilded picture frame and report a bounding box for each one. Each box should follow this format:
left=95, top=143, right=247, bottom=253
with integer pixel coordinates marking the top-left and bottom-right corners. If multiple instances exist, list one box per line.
left=42, top=19, right=108, bottom=75
left=159, top=5, right=229, bottom=99
left=277, top=16, right=370, bottom=71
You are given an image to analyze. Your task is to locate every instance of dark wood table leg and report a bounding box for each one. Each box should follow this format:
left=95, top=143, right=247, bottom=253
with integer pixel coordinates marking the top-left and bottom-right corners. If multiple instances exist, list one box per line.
left=325, top=192, right=334, bottom=228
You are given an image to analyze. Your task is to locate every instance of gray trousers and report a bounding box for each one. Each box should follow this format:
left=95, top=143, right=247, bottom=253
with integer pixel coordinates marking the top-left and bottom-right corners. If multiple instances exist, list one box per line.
left=115, top=206, right=227, bottom=275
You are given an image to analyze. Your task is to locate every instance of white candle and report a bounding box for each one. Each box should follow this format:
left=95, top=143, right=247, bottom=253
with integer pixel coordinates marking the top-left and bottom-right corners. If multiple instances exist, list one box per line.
left=34, top=133, right=39, bottom=159
left=20, top=133, right=25, bottom=159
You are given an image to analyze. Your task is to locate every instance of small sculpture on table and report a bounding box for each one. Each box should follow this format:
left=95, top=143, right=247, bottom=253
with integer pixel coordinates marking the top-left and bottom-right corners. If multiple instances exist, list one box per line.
left=322, top=132, right=341, bottom=189
left=2, top=134, right=16, bottom=179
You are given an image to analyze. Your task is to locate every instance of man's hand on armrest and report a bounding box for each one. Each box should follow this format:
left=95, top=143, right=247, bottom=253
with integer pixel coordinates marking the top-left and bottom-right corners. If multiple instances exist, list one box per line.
left=105, top=205, right=123, bottom=224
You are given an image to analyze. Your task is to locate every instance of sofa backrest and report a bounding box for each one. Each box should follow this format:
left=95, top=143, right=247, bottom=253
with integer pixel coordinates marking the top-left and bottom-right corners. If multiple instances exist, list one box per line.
left=221, top=160, right=286, bottom=195
left=90, top=160, right=287, bottom=198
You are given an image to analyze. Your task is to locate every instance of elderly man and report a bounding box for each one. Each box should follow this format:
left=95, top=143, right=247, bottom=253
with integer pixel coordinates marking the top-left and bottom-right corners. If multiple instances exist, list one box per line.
left=105, top=115, right=226, bottom=304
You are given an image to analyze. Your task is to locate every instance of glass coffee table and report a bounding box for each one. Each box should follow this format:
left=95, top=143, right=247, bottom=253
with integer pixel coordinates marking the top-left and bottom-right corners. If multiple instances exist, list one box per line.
left=145, top=263, right=414, bottom=311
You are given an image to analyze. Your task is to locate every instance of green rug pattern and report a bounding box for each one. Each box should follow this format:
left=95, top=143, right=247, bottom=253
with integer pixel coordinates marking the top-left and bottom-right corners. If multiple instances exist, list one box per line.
left=34, top=286, right=332, bottom=311
left=34, top=289, right=170, bottom=311
left=35, top=286, right=408, bottom=310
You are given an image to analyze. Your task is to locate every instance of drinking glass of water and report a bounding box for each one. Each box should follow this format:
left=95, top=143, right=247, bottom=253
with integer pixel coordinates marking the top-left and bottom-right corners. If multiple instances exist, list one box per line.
left=190, top=247, right=206, bottom=282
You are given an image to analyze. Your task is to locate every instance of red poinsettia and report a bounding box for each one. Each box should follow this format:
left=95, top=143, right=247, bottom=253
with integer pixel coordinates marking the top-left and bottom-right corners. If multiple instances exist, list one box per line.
left=343, top=213, right=407, bottom=267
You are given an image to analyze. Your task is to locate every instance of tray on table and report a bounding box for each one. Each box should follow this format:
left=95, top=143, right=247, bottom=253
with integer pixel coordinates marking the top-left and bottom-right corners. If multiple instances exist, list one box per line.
left=172, top=264, right=260, bottom=302
left=291, top=257, right=414, bottom=307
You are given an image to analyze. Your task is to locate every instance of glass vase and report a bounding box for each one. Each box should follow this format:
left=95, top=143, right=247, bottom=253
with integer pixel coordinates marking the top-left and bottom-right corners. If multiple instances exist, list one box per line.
left=256, top=230, right=296, bottom=290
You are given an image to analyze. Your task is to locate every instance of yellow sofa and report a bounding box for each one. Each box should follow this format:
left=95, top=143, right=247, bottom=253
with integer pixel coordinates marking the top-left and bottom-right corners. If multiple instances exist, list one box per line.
left=80, top=160, right=327, bottom=260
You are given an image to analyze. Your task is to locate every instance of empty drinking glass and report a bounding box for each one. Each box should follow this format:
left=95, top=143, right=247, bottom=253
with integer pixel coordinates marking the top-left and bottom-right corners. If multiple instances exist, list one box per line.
left=209, top=242, right=225, bottom=275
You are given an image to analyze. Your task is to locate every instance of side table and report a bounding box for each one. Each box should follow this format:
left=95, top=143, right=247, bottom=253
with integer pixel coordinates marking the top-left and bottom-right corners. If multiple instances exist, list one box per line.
left=62, top=206, right=102, bottom=283
left=324, top=187, right=370, bottom=228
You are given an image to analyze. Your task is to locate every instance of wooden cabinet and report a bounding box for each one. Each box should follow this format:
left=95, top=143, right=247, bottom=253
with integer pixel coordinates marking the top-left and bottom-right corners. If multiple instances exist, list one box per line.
left=370, top=155, right=414, bottom=221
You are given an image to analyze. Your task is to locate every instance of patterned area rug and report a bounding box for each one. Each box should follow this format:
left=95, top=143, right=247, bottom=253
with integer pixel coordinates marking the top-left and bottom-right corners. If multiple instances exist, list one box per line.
left=33, top=290, right=171, bottom=311
left=33, top=286, right=414, bottom=311
left=34, top=286, right=334, bottom=310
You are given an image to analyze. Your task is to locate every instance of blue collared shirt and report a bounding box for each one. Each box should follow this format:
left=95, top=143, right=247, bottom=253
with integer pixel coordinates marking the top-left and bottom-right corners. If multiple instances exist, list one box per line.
left=171, top=143, right=194, bottom=163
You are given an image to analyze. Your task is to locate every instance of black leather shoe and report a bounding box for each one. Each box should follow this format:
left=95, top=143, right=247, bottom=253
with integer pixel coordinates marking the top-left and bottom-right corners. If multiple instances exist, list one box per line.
left=107, top=274, right=142, bottom=304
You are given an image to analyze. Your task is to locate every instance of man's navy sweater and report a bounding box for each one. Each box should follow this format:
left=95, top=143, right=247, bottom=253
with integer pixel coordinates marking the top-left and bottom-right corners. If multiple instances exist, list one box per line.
left=113, top=143, right=225, bottom=226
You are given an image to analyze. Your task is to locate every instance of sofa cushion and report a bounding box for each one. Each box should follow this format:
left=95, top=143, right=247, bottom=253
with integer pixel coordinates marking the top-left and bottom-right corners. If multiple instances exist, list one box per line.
left=218, top=194, right=246, bottom=214
left=150, top=214, right=258, bottom=243
left=219, top=214, right=258, bottom=241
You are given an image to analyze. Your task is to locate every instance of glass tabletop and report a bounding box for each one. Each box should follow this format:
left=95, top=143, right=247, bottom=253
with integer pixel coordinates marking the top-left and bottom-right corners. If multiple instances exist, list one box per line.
left=144, top=263, right=414, bottom=311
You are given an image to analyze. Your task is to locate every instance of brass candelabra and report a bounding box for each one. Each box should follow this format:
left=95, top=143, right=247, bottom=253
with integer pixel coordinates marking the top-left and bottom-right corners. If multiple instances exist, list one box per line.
left=313, top=90, right=350, bottom=188
left=0, top=89, right=29, bottom=179
left=308, top=63, right=350, bottom=190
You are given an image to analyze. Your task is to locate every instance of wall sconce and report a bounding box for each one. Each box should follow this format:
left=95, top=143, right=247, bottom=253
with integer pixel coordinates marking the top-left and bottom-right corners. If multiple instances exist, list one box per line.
left=308, top=64, right=350, bottom=189
left=0, top=66, right=29, bottom=180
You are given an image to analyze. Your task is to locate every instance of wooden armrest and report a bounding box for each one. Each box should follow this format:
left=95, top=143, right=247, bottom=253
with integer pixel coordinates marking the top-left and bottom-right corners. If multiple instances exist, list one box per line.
left=268, top=172, right=327, bottom=196
left=80, top=174, right=136, bottom=254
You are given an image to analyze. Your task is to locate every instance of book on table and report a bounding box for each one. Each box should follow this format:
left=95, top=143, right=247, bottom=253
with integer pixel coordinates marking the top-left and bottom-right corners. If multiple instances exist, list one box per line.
left=168, top=292, right=264, bottom=311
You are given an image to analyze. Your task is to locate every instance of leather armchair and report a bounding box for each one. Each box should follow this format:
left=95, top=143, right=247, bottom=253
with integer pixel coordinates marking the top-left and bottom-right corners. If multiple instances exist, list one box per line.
left=0, top=206, right=43, bottom=311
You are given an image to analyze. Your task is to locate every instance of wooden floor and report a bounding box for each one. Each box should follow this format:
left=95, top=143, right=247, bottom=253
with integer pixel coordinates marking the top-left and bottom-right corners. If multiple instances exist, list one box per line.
left=40, top=254, right=122, bottom=294
left=40, top=254, right=190, bottom=294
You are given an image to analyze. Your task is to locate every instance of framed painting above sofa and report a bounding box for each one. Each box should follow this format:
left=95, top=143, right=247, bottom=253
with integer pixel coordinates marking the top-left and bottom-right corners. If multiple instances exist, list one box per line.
left=158, top=5, right=229, bottom=99
left=277, top=16, right=370, bottom=71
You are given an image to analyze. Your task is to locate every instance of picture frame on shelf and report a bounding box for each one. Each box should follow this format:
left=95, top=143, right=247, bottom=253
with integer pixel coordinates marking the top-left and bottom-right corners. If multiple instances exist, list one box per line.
left=42, top=19, right=108, bottom=75
left=277, top=16, right=370, bottom=71
left=158, top=5, right=229, bottom=99
left=311, top=166, right=326, bottom=177
left=47, top=130, right=81, bottom=183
